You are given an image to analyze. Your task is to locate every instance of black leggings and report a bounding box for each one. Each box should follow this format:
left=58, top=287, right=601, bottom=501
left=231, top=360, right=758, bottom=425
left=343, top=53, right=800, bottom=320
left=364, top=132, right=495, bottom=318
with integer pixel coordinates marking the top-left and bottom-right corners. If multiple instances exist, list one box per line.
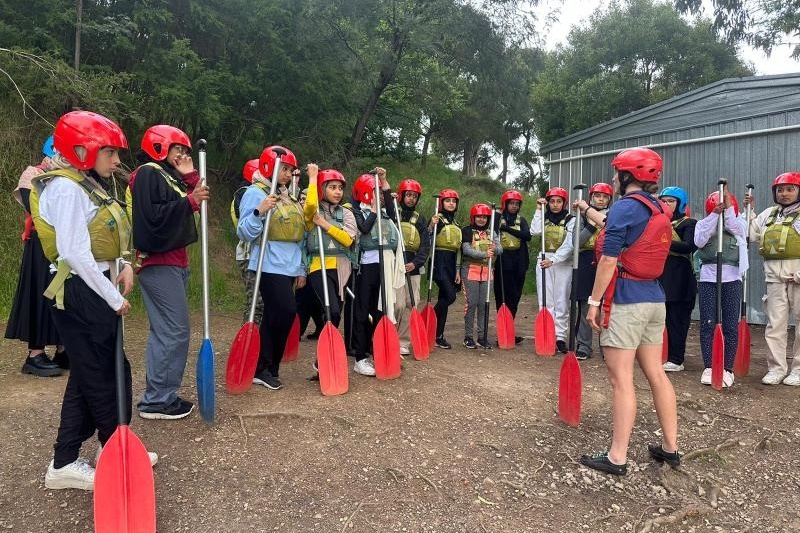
left=308, top=269, right=342, bottom=327
left=434, top=277, right=458, bottom=338
left=494, top=267, right=524, bottom=317
left=664, top=300, right=694, bottom=365
left=257, top=273, right=296, bottom=377
left=352, top=264, right=381, bottom=360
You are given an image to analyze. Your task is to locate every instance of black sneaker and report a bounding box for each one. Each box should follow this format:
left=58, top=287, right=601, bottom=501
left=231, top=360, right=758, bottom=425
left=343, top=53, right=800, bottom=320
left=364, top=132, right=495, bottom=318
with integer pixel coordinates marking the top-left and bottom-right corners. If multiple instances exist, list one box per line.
left=556, top=340, right=568, bottom=354
left=463, top=337, right=477, bottom=349
left=52, top=350, right=70, bottom=370
left=139, top=398, right=194, bottom=420
left=435, top=337, right=452, bottom=349
left=579, top=451, right=628, bottom=476
left=21, top=353, right=62, bottom=377
left=514, top=336, right=524, bottom=345
left=576, top=350, right=592, bottom=361
left=253, top=370, right=283, bottom=390
left=648, top=444, right=681, bottom=468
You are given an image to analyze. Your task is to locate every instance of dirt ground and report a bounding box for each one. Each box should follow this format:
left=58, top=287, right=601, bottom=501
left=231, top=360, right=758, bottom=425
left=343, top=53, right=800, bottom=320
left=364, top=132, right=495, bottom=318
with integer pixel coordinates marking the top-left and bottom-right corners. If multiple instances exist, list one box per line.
left=1, top=295, right=799, bottom=533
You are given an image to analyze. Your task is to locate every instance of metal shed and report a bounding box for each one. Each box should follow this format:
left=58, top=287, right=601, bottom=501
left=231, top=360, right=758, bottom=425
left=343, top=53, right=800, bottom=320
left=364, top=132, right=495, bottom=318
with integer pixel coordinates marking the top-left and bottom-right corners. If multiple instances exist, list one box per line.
left=540, top=73, right=800, bottom=324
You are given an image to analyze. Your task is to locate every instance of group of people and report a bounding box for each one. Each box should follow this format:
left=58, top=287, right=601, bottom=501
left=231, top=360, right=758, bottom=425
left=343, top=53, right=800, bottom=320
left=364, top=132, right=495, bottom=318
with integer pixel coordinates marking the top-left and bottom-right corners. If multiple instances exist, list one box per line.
left=5, top=110, right=800, bottom=491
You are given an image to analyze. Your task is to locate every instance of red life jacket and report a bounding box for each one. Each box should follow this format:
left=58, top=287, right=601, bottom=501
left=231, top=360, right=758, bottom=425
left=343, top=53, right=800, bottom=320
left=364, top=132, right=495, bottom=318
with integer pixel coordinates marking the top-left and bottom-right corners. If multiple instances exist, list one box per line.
left=594, top=192, right=672, bottom=327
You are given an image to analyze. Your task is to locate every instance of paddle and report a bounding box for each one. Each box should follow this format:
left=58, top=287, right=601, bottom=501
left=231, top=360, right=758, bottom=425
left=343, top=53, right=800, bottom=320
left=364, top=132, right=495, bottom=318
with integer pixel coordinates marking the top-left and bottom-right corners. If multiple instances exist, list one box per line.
left=565, top=184, right=586, bottom=361
left=496, top=206, right=515, bottom=350
left=371, top=173, right=402, bottom=380
left=421, top=194, right=440, bottom=349
left=225, top=147, right=285, bottom=394
left=535, top=202, right=556, bottom=356
left=94, top=316, right=156, bottom=533
left=392, top=196, right=429, bottom=360
left=315, top=221, right=348, bottom=395
left=283, top=314, right=300, bottom=362
left=734, top=183, right=754, bottom=377
left=195, top=140, right=215, bottom=423
left=711, top=179, right=727, bottom=390
left=479, top=205, right=498, bottom=349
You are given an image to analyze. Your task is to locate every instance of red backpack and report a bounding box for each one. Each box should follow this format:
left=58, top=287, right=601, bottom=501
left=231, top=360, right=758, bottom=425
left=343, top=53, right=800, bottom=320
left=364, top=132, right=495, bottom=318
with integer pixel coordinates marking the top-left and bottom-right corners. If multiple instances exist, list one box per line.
left=594, top=193, right=672, bottom=327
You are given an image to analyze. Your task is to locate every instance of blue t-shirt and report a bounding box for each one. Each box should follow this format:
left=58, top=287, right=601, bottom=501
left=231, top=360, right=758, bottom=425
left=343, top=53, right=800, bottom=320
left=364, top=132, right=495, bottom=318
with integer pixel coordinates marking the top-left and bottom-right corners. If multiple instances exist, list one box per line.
left=601, top=192, right=666, bottom=304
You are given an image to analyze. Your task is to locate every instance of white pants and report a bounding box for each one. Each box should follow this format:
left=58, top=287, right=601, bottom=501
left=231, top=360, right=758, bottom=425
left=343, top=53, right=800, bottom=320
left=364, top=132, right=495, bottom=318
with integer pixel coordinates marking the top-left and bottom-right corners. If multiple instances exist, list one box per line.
left=764, top=281, right=800, bottom=375
left=536, top=260, right=572, bottom=341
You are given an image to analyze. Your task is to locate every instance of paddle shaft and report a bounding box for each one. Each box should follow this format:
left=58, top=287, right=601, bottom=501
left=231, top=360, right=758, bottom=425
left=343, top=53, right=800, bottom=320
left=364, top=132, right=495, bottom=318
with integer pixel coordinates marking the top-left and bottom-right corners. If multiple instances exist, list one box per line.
left=426, top=195, right=440, bottom=302
left=374, top=174, right=390, bottom=320
left=741, top=184, right=754, bottom=318
left=715, top=179, right=726, bottom=325
left=246, top=149, right=285, bottom=322
left=392, top=196, right=417, bottom=307
left=568, top=184, right=586, bottom=352
left=114, top=317, right=126, bottom=424
left=198, top=140, right=211, bottom=339
left=317, top=223, right=333, bottom=323
left=540, top=202, right=547, bottom=309
left=481, top=206, right=497, bottom=346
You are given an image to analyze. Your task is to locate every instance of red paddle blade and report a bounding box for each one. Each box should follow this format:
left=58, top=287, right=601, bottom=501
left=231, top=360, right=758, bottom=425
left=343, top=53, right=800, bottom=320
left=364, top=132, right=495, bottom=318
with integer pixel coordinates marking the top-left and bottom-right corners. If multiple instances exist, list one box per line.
left=661, top=327, right=669, bottom=364
left=197, top=338, right=215, bottom=423
left=734, top=319, right=751, bottom=377
left=558, top=352, right=582, bottom=427
left=283, top=314, right=300, bottom=362
left=373, top=316, right=401, bottom=380
left=94, top=426, right=156, bottom=533
left=534, top=308, right=556, bottom=356
left=225, top=322, right=260, bottom=394
left=317, top=322, right=348, bottom=396
left=422, top=304, right=437, bottom=350
left=409, top=309, right=429, bottom=360
left=711, top=325, right=725, bottom=390
left=497, top=304, right=515, bottom=350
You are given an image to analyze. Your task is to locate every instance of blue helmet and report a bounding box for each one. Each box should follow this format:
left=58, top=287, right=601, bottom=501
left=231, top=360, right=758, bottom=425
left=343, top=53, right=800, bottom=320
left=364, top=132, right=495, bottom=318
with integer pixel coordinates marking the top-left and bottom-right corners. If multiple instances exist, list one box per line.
left=658, top=186, right=688, bottom=214
left=42, top=135, right=56, bottom=158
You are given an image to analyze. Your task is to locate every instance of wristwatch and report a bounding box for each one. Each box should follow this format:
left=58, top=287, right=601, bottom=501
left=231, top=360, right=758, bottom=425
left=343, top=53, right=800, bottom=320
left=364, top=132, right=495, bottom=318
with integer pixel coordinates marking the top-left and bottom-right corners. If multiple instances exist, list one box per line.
left=253, top=208, right=261, bottom=217
left=587, top=297, right=602, bottom=307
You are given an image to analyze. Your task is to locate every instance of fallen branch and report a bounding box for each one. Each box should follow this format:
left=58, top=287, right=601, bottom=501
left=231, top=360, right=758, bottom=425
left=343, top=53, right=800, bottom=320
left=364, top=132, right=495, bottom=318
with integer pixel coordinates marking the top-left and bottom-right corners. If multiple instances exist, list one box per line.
left=386, top=467, right=406, bottom=483
left=237, top=415, right=248, bottom=447
left=341, top=499, right=365, bottom=533
left=682, top=438, right=739, bottom=461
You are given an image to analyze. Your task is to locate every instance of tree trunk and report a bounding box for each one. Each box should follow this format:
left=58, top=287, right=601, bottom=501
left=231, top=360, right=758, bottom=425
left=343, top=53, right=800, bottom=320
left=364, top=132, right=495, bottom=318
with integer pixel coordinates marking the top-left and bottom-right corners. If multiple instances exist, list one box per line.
left=500, top=149, right=509, bottom=184
left=462, top=138, right=479, bottom=177
left=74, top=0, right=82, bottom=71
left=420, top=125, right=433, bottom=170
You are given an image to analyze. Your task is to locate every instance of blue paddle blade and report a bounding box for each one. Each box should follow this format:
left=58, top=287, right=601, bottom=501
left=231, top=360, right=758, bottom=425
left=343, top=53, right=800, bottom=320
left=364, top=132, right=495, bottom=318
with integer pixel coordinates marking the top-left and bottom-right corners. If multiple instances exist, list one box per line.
left=197, top=338, right=216, bottom=423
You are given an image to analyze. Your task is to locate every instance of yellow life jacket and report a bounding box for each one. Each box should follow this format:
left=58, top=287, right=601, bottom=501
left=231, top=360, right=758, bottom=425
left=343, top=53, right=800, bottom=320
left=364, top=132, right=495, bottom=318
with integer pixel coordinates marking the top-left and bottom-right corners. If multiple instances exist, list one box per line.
left=464, top=228, right=492, bottom=265
left=400, top=211, right=421, bottom=252
left=435, top=219, right=461, bottom=252
left=30, top=168, right=131, bottom=309
left=249, top=182, right=305, bottom=243
left=499, top=216, right=521, bottom=251
left=668, top=216, right=693, bottom=260
left=759, top=207, right=800, bottom=260
left=230, top=185, right=248, bottom=227
left=544, top=217, right=568, bottom=252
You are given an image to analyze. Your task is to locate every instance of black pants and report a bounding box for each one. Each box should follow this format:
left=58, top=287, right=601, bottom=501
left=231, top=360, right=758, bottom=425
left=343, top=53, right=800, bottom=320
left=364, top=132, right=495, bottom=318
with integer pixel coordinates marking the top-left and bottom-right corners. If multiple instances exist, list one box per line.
left=494, top=267, right=524, bottom=317
left=434, top=277, right=458, bottom=338
left=51, top=275, right=131, bottom=469
left=309, top=269, right=342, bottom=327
left=665, top=300, right=695, bottom=365
left=296, top=284, right=323, bottom=337
left=352, top=264, right=381, bottom=360
left=257, top=273, right=296, bottom=377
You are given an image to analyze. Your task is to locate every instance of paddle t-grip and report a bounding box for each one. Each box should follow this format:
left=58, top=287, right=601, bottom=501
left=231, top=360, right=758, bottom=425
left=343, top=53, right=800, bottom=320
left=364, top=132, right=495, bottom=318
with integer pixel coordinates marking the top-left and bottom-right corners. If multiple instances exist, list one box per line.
left=197, top=138, right=207, bottom=150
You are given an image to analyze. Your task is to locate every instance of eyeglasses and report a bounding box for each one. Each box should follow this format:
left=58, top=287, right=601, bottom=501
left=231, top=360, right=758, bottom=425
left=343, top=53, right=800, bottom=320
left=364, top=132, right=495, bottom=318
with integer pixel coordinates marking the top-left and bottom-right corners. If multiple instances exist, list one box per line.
left=171, top=145, right=190, bottom=155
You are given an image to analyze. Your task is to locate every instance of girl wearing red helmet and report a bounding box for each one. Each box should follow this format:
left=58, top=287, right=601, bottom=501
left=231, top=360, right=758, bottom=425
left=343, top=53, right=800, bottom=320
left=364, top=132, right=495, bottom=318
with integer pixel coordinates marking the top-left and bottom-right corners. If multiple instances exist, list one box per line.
left=6, top=136, right=68, bottom=377
left=745, top=172, right=800, bottom=385
left=530, top=186, right=574, bottom=353
left=237, top=146, right=314, bottom=390
left=350, top=168, right=401, bottom=376
left=430, top=188, right=462, bottom=349
left=694, top=186, right=747, bottom=388
left=461, top=204, right=503, bottom=349
left=572, top=183, right=613, bottom=359
left=494, top=190, right=530, bottom=345
left=128, top=125, right=208, bottom=419
left=582, top=147, right=679, bottom=477
left=31, top=111, right=157, bottom=489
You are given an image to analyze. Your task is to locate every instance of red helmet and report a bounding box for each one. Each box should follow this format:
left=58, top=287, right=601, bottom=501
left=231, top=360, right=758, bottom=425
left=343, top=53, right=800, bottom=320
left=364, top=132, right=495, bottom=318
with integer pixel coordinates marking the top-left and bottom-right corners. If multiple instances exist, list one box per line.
left=397, top=179, right=422, bottom=197
left=772, top=172, right=800, bottom=203
left=440, top=189, right=459, bottom=201
left=611, top=147, right=662, bottom=182
left=470, top=203, right=492, bottom=224
left=259, top=145, right=298, bottom=179
left=546, top=187, right=568, bottom=201
left=53, top=111, right=127, bottom=171
left=353, top=174, right=377, bottom=204
left=705, top=191, right=739, bottom=216
left=589, top=183, right=613, bottom=197
left=141, top=125, right=191, bottom=161
left=500, top=190, right=523, bottom=210
left=242, top=159, right=259, bottom=183
left=318, top=169, right=346, bottom=201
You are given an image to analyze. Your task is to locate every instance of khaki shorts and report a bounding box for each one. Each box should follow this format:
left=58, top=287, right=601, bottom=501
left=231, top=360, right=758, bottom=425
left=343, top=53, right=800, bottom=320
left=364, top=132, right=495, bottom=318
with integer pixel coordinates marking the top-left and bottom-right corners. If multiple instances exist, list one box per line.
left=599, top=302, right=666, bottom=350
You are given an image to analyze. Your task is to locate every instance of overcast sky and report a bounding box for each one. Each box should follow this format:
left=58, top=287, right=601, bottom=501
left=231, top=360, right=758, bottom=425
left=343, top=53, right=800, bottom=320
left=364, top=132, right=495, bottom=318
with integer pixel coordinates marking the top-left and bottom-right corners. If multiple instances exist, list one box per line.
left=533, top=0, right=799, bottom=75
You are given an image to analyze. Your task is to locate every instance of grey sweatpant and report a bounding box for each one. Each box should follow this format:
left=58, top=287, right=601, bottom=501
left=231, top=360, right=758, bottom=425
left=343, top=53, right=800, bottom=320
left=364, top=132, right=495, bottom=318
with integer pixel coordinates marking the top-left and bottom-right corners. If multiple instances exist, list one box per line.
left=463, top=278, right=488, bottom=341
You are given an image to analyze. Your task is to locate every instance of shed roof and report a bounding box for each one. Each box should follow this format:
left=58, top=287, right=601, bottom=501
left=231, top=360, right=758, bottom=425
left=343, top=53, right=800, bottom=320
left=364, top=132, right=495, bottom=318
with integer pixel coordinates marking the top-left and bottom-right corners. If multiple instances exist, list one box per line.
left=541, top=73, right=800, bottom=154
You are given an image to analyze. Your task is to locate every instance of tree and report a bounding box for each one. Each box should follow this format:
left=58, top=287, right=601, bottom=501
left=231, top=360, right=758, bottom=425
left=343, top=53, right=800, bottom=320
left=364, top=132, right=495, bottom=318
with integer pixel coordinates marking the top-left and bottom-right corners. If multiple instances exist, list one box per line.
left=676, top=0, right=800, bottom=58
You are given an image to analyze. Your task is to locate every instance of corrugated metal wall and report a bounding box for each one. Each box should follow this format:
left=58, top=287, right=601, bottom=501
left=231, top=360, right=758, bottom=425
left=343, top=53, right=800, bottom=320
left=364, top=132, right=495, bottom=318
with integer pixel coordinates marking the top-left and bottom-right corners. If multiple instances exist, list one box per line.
left=544, top=108, right=800, bottom=324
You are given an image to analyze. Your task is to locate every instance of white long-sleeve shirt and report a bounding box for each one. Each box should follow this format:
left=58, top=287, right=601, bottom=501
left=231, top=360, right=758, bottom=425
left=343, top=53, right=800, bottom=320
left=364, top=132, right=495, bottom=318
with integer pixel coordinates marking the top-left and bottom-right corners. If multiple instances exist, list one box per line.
left=530, top=209, right=575, bottom=265
left=694, top=206, right=748, bottom=283
left=37, top=176, right=125, bottom=311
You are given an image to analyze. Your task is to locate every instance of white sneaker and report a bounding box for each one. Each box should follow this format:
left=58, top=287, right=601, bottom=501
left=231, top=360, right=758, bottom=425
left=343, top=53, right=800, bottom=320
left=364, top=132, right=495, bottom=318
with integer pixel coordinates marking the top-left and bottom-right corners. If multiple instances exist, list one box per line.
left=44, top=458, right=95, bottom=491
left=96, top=445, right=158, bottom=467
left=353, top=358, right=376, bottom=376
left=762, top=370, right=786, bottom=385
left=663, top=362, right=684, bottom=372
left=722, top=370, right=735, bottom=388
left=782, top=372, right=800, bottom=386
left=399, top=343, right=411, bottom=356
left=700, top=368, right=712, bottom=385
